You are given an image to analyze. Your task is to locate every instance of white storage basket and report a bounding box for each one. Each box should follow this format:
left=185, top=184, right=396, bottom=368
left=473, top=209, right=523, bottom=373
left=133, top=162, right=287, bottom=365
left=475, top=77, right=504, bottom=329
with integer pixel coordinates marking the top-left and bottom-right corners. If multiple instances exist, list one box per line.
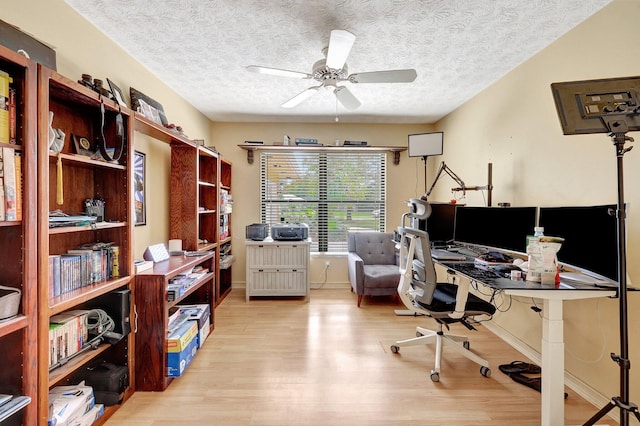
left=0, top=285, right=21, bottom=321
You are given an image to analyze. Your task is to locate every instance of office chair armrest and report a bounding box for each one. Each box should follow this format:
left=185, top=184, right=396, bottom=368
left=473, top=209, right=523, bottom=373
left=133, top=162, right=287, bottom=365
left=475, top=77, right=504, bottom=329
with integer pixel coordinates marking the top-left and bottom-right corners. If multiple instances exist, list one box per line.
left=449, top=279, right=471, bottom=320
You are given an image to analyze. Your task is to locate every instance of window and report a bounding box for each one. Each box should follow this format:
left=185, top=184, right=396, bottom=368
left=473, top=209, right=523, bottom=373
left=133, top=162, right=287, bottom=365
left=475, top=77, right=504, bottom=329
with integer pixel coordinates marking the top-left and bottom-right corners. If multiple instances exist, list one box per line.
left=260, top=150, right=387, bottom=252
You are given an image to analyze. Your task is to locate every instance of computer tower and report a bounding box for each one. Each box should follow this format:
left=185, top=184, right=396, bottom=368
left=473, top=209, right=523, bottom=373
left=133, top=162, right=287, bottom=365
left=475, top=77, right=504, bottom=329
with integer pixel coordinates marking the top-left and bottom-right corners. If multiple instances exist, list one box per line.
left=88, top=289, right=131, bottom=337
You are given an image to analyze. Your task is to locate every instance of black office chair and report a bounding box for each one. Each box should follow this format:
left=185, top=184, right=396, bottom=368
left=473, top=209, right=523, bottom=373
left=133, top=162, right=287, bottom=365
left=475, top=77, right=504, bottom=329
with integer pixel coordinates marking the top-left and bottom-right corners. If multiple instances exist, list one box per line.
left=390, top=199, right=496, bottom=382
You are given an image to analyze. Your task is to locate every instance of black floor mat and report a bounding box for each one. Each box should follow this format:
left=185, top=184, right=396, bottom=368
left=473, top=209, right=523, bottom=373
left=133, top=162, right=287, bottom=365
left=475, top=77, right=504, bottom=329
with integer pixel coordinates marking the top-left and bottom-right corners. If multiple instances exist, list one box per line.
left=500, top=362, right=568, bottom=398
left=498, top=361, right=541, bottom=375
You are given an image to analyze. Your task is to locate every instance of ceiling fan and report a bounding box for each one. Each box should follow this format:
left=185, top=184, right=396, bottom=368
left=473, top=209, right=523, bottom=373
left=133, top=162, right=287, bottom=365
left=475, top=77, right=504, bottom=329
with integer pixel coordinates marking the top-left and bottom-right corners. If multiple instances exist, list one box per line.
left=247, top=29, right=417, bottom=110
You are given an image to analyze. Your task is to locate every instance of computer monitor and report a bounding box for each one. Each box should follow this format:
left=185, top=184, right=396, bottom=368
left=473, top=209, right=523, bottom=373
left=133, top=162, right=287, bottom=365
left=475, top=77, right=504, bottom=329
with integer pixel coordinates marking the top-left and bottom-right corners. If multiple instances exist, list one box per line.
left=407, top=132, right=443, bottom=157
left=551, top=76, right=640, bottom=135
left=453, top=206, right=537, bottom=254
left=538, top=204, right=618, bottom=281
left=417, top=202, right=457, bottom=246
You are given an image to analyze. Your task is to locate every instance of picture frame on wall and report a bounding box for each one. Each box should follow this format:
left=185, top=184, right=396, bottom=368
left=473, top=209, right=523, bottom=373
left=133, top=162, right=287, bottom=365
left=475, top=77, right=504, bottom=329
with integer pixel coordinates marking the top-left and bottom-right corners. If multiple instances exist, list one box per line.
left=130, top=87, right=168, bottom=126
left=134, top=150, right=146, bottom=226
left=107, top=78, right=127, bottom=108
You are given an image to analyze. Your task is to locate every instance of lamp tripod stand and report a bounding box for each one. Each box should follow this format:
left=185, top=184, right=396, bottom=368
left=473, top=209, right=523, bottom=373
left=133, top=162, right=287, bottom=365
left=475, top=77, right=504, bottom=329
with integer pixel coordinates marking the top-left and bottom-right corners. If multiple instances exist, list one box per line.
left=583, top=121, right=640, bottom=426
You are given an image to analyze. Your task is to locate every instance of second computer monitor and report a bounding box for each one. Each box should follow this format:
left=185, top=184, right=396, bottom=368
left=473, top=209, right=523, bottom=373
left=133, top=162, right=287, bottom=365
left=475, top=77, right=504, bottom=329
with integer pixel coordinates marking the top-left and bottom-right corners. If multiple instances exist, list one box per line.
left=453, top=206, right=537, bottom=254
left=538, top=204, right=618, bottom=281
left=417, top=202, right=457, bottom=246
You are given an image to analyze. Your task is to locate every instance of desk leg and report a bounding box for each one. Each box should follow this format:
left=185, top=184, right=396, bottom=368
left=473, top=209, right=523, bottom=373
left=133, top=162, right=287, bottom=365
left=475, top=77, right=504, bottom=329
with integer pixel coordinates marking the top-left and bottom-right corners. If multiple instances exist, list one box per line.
left=542, top=298, right=564, bottom=426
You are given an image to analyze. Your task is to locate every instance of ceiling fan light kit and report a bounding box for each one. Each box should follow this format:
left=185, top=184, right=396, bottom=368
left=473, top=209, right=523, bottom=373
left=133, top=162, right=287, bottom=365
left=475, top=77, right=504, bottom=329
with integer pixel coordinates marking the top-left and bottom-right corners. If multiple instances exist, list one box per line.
left=247, top=29, right=417, bottom=111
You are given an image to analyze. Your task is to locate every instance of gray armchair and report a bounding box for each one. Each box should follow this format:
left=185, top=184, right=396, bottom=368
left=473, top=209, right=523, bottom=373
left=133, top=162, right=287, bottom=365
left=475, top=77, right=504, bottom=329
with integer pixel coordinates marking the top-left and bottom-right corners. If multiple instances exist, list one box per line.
left=347, top=231, right=401, bottom=307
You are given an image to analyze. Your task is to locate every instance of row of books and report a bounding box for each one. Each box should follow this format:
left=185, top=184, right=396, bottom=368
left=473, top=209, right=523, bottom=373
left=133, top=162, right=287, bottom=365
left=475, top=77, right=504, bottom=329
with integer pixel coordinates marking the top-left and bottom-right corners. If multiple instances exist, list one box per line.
left=0, top=147, right=21, bottom=221
left=220, top=213, right=230, bottom=240
left=0, top=69, right=17, bottom=145
left=48, top=310, right=89, bottom=368
left=48, top=243, right=120, bottom=298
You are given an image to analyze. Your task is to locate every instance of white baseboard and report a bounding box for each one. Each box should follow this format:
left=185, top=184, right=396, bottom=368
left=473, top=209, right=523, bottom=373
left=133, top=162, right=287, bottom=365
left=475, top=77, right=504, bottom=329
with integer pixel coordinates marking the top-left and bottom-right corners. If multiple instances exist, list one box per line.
left=233, top=282, right=350, bottom=290
left=484, top=322, right=620, bottom=425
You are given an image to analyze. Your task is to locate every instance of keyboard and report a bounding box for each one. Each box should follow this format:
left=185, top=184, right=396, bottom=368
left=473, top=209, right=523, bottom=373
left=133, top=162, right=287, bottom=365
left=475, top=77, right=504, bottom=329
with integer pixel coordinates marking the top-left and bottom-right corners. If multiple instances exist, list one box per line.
left=431, top=248, right=466, bottom=261
left=441, top=262, right=500, bottom=281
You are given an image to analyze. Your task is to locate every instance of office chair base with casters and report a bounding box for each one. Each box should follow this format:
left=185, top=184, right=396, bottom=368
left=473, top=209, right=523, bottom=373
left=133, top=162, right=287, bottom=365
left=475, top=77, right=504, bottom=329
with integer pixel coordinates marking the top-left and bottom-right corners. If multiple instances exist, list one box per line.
left=390, top=322, right=491, bottom=382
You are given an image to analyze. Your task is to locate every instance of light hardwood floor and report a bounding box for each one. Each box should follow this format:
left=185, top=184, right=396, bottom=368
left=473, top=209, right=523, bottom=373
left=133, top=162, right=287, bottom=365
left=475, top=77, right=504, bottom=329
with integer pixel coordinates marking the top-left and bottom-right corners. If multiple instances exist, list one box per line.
left=106, top=288, right=617, bottom=425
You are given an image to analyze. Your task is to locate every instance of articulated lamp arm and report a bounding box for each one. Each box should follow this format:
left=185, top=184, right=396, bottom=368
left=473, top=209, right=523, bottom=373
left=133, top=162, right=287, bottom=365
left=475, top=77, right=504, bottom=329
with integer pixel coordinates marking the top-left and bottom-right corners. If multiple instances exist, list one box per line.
left=425, top=161, right=467, bottom=198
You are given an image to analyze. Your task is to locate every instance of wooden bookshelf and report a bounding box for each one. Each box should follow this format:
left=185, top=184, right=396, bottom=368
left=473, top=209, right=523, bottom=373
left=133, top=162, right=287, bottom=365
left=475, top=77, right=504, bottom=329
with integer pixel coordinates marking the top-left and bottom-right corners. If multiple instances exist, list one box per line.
left=0, top=45, right=37, bottom=426
left=36, top=65, right=135, bottom=425
left=218, top=158, right=233, bottom=303
left=134, top=253, right=216, bottom=391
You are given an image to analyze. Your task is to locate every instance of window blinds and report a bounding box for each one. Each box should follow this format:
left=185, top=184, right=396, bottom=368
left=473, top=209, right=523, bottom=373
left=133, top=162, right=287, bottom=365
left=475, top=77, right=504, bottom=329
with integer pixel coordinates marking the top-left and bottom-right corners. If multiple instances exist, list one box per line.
left=260, top=150, right=386, bottom=252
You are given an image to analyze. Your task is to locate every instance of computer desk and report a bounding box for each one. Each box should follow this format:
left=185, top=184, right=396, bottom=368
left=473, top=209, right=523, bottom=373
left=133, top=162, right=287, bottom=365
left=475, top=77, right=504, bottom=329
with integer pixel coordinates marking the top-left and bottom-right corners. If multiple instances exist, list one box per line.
left=437, top=260, right=617, bottom=426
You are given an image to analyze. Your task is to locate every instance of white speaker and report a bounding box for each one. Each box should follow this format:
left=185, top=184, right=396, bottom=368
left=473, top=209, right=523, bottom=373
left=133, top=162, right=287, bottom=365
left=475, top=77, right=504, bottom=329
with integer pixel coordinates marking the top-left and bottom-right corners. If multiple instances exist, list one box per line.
left=143, top=243, right=170, bottom=263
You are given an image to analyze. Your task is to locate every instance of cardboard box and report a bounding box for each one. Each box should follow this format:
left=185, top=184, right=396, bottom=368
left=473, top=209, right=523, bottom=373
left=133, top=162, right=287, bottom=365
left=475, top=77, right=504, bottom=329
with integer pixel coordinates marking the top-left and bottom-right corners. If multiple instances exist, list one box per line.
left=166, top=332, right=198, bottom=377
left=166, top=320, right=198, bottom=353
left=178, top=304, right=211, bottom=349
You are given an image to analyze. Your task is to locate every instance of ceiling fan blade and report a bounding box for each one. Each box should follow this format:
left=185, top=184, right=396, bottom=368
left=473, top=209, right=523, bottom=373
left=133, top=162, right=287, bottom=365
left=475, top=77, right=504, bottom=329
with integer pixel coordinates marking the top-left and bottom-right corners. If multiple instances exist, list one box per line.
left=326, top=30, right=355, bottom=70
left=246, top=65, right=311, bottom=79
left=282, top=86, right=320, bottom=108
left=349, top=69, right=417, bottom=84
left=334, top=86, right=361, bottom=110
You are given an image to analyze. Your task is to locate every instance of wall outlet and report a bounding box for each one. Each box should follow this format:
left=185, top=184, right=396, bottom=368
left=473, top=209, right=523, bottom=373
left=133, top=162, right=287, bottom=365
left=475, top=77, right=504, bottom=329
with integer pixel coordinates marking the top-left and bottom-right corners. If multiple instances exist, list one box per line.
left=325, top=260, right=330, bottom=269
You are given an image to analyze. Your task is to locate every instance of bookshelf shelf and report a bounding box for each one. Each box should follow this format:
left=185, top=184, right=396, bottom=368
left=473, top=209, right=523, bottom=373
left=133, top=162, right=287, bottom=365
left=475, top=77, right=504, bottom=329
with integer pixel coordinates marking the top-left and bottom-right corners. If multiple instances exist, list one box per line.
left=48, top=343, right=111, bottom=387
left=0, top=220, right=21, bottom=227
left=48, top=221, right=127, bottom=235
left=198, top=242, right=218, bottom=252
left=167, top=270, right=216, bottom=310
left=0, top=315, right=28, bottom=338
left=47, top=277, right=132, bottom=316
left=48, top=151, right=127, bottom=170
left=133, top=112, right=194, bottom=146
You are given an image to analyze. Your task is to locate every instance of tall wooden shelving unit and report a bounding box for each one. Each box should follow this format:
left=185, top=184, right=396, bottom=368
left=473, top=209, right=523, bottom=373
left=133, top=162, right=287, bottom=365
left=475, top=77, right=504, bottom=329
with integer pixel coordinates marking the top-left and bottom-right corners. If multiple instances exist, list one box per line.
left=169, top=143, right=233, bottom=305
left=218, top=158, right=233, bottom=303
left=36, top=66, right=135, bottom=425
left=0, top=45, right=37, bottom=426
left=169, top=143, right=219, bottom=253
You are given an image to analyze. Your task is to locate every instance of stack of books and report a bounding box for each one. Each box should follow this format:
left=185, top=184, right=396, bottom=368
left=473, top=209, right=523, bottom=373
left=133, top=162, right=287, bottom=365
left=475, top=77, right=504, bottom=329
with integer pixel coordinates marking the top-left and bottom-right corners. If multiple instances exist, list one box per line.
left=0, top=394, right=31, bottom=423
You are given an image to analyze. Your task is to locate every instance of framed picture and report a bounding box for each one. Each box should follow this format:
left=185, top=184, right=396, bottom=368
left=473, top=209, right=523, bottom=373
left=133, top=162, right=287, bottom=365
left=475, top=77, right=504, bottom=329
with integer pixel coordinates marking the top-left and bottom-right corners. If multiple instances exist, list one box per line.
left=130, top=87, right=168, bottom=126
left=107, top=78, right=127, bottom=108
left=72, top=134, right=93, bottom=157
left=134, top=151, right=146, bottom=226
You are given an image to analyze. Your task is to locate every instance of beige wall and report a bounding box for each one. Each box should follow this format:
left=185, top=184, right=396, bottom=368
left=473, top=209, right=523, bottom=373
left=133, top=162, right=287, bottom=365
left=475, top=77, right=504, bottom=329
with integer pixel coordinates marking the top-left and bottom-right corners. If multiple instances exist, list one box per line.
left=3, top=0, right=212, bottom=258
left=6, top=0, right=640, bottom=413
left=434, top=0, right=640, bottom=405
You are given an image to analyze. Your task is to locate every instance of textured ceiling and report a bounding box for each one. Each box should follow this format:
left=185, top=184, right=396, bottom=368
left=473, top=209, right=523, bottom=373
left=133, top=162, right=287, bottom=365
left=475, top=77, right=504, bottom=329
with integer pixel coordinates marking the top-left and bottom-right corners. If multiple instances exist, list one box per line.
left=64, top=0, right=612, bottom=124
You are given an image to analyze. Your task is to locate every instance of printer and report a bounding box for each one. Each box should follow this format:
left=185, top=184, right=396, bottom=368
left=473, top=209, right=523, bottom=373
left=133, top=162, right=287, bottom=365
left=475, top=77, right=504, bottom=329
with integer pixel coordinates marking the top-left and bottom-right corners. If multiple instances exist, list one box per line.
left=271, top=223, right=309, bottom=241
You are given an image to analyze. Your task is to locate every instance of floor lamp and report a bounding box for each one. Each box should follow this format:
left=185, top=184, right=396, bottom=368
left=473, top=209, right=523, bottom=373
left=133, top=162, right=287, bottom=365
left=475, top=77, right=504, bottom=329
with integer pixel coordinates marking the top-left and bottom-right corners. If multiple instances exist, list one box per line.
left=551, top=77, right=640, bottom=426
